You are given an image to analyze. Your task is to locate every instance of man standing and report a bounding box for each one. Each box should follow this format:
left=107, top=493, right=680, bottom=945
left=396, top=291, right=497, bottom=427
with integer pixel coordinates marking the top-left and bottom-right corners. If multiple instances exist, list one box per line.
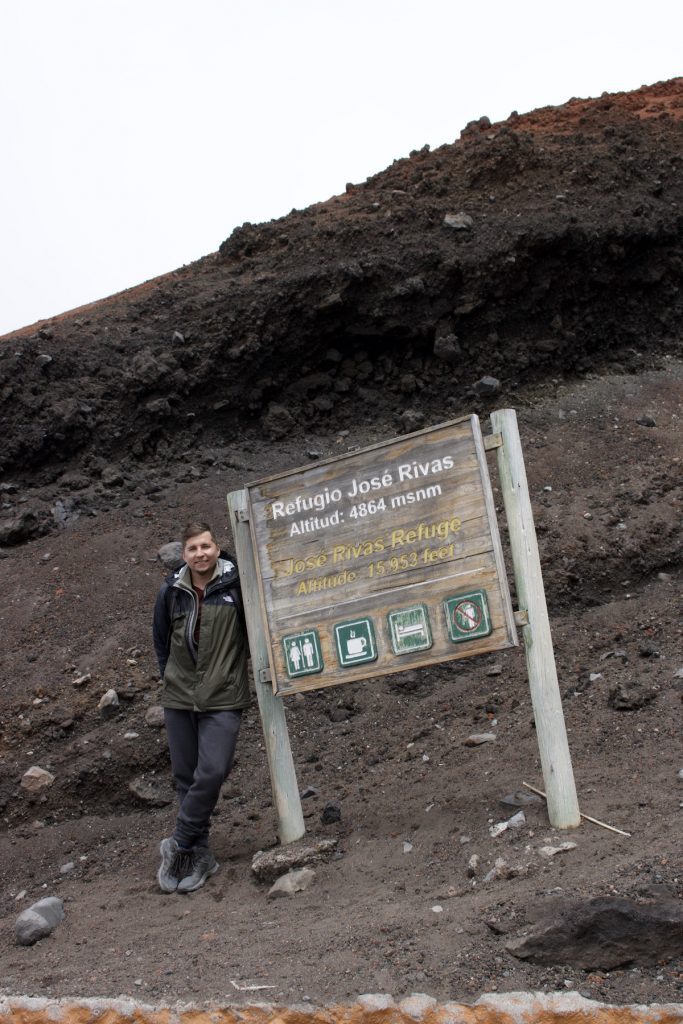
left=152, top=521, right=249, bottom=893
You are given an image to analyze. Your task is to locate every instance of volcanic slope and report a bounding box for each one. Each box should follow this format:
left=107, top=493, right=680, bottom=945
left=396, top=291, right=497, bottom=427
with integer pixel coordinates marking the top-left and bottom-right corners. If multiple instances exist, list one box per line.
left=0, top=79, right=681, bottom=1008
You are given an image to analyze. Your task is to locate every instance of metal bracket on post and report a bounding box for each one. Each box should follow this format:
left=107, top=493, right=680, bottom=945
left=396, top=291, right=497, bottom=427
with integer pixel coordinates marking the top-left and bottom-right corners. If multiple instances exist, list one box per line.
left=227, top=488, right=305, bottom=844
left=490, top=409, right=581, bottom=830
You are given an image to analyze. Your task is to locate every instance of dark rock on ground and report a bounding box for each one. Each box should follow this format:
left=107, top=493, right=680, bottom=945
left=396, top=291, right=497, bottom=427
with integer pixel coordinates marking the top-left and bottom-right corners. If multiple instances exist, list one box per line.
left=507, top=896, right=683, bottom=968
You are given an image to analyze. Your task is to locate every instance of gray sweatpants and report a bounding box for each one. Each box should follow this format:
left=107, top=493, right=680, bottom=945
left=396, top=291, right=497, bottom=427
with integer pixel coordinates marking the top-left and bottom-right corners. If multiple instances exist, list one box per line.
left=164, top=708, right=242, bottom=849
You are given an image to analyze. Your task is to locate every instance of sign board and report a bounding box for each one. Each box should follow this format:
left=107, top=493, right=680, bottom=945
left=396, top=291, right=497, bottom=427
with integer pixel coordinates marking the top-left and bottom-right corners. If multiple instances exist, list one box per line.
left=245, top=415, right=517, bottom=694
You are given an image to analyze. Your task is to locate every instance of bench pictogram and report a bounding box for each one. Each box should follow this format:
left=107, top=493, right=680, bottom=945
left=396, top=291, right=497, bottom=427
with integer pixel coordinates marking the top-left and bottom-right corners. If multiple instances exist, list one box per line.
left=387, top=604, right=433, bottom=655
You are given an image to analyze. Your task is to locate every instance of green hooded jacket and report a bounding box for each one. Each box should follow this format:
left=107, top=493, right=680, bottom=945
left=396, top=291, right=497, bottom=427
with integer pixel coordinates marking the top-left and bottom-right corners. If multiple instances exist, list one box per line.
left=153, top=556, right=250, bottom=712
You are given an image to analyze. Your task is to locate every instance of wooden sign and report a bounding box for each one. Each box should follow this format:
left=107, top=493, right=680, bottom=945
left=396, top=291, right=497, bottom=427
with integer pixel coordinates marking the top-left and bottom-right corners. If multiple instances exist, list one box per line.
left=245, top=415, right=517, bottom=695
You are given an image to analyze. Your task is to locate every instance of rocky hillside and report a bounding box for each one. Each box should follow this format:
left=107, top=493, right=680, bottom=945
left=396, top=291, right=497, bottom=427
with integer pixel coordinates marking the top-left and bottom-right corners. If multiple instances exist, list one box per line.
left=0, top=78, right=682, bottom=1010
left=1, top=79, right=682, bottom=545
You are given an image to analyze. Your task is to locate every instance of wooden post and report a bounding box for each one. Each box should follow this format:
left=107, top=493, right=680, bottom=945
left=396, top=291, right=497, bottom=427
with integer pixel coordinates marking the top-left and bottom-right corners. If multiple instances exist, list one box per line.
left=490, top=409, right=581, bottom=829
left=227, top=489, right=305, bottom=844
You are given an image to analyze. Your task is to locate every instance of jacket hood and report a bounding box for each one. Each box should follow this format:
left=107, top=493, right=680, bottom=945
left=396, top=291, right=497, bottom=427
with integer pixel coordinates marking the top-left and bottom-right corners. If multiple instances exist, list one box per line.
left=165, top=553, right=238, bottom=589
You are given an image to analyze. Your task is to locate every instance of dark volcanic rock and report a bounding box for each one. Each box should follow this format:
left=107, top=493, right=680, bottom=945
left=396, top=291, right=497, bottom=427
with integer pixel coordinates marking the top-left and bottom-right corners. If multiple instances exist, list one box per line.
left=1, top=79, right=682, bottom=498
left=0, top=511, right=42, bottom=546
left=609, top=679, right=658, bottom=710
left=506, top=896, right=683, bottom=968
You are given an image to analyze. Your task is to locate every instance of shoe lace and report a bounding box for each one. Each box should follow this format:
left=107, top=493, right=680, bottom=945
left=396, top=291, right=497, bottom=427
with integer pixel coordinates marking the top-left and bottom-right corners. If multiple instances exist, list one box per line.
left=171, top=849, right=194, bottom=879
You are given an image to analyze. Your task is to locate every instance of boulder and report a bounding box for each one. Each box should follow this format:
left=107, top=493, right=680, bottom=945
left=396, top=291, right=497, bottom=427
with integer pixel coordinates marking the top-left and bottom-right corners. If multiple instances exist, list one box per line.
left=20, top=766, right=55, bottom=792
left=251, top=837, right=338, bottom=883
left=15, top=897, right=64, bottom=946
left=157, top=542, right=183, bottom=570
left=507, top=896, right=683, bottom=968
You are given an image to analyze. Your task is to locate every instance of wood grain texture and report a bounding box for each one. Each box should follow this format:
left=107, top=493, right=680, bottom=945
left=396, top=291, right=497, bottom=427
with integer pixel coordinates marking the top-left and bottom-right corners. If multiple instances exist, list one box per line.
left=227, top=489, right=305, bottom=842
left=490, top=408, right=580, bottom=830
left=246, top=416, right=517, bottom=695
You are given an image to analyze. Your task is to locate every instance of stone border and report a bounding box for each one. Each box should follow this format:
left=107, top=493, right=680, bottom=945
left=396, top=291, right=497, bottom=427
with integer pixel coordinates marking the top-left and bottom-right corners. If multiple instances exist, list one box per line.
left=1, top=992, right=683, bottom=1024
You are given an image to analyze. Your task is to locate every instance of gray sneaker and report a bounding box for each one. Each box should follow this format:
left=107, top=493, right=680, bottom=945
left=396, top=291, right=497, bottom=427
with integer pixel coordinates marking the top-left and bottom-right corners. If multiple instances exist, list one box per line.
left=157, top=837, right=193, bottom=893
left=176, top=848, right=219, bottom=893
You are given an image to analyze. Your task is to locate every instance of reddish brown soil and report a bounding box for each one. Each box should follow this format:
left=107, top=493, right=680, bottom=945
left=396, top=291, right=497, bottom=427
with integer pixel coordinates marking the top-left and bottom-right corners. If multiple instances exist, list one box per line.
left=0, top=79, right=681, bottom=1008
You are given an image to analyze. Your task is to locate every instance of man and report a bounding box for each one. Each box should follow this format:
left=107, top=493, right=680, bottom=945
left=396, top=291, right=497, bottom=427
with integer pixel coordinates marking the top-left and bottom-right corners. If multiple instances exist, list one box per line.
left=152, top=521, right=249, bottom=893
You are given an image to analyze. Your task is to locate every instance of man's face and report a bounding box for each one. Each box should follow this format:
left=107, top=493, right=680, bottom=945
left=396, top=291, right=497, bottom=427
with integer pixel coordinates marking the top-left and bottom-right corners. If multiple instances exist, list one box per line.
left=183, top=531, right=220, bottom=580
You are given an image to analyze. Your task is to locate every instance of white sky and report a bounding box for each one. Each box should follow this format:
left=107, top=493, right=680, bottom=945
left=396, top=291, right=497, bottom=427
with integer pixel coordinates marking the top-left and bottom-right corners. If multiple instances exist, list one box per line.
left=1, top=0, right=681, bottom=337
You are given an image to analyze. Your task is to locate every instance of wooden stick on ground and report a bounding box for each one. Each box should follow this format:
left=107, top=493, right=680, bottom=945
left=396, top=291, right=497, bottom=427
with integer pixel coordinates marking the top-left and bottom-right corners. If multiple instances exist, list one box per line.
left=522, top=781, right=632, bottom=837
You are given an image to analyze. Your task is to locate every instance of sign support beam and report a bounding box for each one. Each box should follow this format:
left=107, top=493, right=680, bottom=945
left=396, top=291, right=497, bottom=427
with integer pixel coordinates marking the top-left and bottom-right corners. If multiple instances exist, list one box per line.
left=490, top=408, right=581, bottom=829
left=227, top=488, right=305, bottom=844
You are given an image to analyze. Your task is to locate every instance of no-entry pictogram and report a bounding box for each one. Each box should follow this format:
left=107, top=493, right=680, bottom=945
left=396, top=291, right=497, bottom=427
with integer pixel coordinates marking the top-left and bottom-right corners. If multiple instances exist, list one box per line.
left=444, top=590, right=492, bottom=643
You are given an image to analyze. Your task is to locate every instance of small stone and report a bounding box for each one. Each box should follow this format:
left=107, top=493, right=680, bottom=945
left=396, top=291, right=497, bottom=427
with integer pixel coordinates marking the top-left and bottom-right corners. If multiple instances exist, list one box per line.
left=21, top=766, right=55, bottom=792
left=398, top=408, right=426, bottom=431
left=123, top=731, right=139, bottom=740
left=101, top=466, right=124, bottom=487
left=609, top=680, right=657, bottom=710
left=172, top=330, right=185, bottom=343
left=267, top=867, right=316, bottom=898
left=403, top=841, right=413, bottom=854
left=60, top=861, right=75, bottom=875
left=484, top=857, right=513, bottom=882
left=98, top=689, right=119, bottom=719
left=144, top=705, right=165, bottom=728
left=72, top=673, right=91, bottom=688
left=431, top=905, right=443, bottom=913
left=473, top=376, right=501, bottom=397
left=539, top=841, right=577, bottom=858
left=500, top=790, right=542, bottom=809
left=0, top=511, right=40, bottom=546
left=467, top=854, right=480, bottom=877
left=636, top=415, right=656, bottom=427
left=443, top=212, right=473, bottom=231
left=321, top=801, right=341, bottom=825
left=300, top=786, right=320, bottom=799
left=677, top=769, right=683, bottom=783
left=464, top=732, right=496, bottom=746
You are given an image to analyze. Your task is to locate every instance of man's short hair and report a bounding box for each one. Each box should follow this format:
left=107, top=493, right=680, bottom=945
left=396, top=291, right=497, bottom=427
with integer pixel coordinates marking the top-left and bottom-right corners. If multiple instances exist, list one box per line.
left=182, top=521, right=217, bottom=546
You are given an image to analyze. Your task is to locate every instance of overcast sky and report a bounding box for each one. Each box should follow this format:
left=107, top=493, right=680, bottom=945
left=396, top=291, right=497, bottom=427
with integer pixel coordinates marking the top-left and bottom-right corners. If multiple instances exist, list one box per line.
left=1, top=1, right=680, bottom=337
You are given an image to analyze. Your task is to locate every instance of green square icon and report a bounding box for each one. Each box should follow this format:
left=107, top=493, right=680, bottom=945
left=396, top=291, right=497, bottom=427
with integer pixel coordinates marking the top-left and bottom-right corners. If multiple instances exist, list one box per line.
left=282, top=629, right=324, bottom=677
left=387, top=604, right=433, bottom=655
left=334, top=618, right=377, bottom=668
left=444, top=590, right=492, bottom=643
